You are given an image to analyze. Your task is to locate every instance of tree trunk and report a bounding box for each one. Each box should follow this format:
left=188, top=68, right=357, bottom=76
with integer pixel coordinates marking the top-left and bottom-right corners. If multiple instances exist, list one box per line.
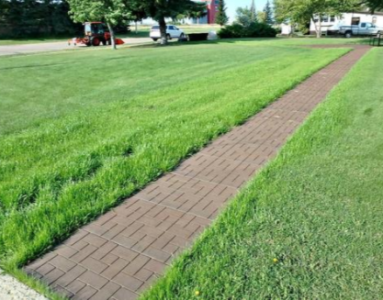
left=106, top=21, right=116, bottom=50
left=312, top=15, right=322, bottom=38
left=159, top=17, right=167, bottom=45
left=135, top=21, right=138, bottom=34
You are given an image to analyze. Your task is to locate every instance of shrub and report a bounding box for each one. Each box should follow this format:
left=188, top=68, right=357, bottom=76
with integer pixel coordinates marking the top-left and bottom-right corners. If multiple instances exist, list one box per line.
left=218, top=22, right=277, bottom=39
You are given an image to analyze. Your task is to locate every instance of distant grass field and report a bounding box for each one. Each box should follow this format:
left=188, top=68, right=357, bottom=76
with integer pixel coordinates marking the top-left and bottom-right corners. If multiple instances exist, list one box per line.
left=0, top=37, right=69, bottom=46
left=143, top=48, right=383, bottom=299
left=0, top=40, right=348, bottom=273
left=0, top=25, right=221, bottom=45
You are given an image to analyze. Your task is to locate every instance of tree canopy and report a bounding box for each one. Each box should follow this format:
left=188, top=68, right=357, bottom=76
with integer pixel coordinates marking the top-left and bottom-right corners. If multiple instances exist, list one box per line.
left=263, top=0, right=274, bottom=24
left=0, top=0, right=81, bottom=38
left=134, top=0, right=206, bottom=44
left=216, top=0, right=229, bottom=26
left=67, top=0, right=132, bottom=48
left=363, top=0, right=383, bottom=11
left=274, top=0, right=362, bottom=37
left=236, top=6, right=257, bottom=27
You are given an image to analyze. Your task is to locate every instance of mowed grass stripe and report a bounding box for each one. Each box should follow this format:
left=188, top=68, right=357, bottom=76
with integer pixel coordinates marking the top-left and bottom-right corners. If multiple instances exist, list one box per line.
left=0, top=43, right=348, bottom=269
left=0, top=44, right=281, bottom=135
left=142, top=48, right=382, bottom=299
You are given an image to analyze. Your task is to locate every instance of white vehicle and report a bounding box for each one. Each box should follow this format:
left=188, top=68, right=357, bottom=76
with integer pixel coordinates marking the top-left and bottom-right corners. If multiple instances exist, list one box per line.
left=150, top=25, right=185, bottom=41
left=339, top=22, right=383, bottom=37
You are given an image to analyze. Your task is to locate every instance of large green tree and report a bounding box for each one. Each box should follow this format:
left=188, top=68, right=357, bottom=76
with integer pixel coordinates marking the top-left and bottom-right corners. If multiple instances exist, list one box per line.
left=236, top=7, right=255, bottom=27
left=0, top=0, right=80, bottom=38
left=0, top=0, right=9, bottom=25
left=364, top=0, right=383, bottom=11
left=250, top=0, right=257, bottom=21
left=274, top=0, right=360, bottom=38
left=216, top=0, right=229, bottom=26
left=135, top=0, right=206, bottom=44
left=263, top=0, right=274, bottom=24
left=67, top=0, right=131, bottom=49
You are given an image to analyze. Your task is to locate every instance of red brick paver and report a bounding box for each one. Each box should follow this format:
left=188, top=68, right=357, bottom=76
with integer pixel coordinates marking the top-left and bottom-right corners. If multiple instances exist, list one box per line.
left=25, top=46, right=370, bottom=300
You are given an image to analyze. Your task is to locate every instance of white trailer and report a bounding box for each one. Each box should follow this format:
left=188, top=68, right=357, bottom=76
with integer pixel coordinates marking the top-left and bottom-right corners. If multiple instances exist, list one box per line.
left=310, top=12, right=383, bottom=35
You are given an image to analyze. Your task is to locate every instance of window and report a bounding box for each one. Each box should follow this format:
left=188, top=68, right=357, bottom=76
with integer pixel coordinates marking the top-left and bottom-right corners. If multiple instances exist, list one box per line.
left=85, top=24, right=92, bottom=33
left=169, top=26, right=175, bottom=30
left=330, top=15, right=335, bottom=22
left=93, top=24, right=104, bottom=34
left=361, top=22, right=366, bottom=28
left=322, top=15, right=329, bottom=23
left=351, top=17, right=360, bottom=25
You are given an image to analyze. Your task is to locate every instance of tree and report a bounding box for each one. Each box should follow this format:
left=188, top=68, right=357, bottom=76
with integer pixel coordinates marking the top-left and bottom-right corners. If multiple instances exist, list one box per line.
left=274, top=0, right=359, bottom=38
left=363, top=0, right=383, bottom=11
left=257, top=11, right=266, bottom=23
left=188, top=7, right=206, bottom=25
left=216, top=0, right=229, bottom=26
left=0, top=0, right=81, bottom=38
left=67, top=0, right=131, bottom=49
left=0, top=0, right=10, bottom=25
left=263, top=0, right=274, bottom=24
left=235, top=7, right=254, bottom=27
left=135, top=0, right=206, bottom=45
left=250, top=0, right=257, bottom=22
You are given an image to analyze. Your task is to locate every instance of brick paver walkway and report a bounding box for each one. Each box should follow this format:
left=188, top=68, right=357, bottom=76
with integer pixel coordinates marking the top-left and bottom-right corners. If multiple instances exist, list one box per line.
left=25, top=46, right=370, bottom=300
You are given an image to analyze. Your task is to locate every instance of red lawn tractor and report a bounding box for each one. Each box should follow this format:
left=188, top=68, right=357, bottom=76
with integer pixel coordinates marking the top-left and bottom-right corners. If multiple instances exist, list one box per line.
left=68, top=22, right=125, bottom=47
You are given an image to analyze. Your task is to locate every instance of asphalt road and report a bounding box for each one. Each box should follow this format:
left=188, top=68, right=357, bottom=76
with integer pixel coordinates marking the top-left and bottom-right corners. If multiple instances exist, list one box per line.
left=0, top=37, right=153, bottom=56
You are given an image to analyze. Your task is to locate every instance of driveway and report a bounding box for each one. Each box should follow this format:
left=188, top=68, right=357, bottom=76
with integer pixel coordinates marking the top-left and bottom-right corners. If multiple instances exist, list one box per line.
left=0, top=37, right=153, bottom=56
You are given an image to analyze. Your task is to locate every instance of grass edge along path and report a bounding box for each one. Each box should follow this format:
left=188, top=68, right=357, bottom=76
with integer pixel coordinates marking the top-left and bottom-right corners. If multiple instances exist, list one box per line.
left=141, top=48, right=381, bottom=299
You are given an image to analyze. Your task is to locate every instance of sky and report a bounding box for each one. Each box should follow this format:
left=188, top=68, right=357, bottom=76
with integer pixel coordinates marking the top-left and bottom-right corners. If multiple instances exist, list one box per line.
left=226, top=0, right=268, bottom=22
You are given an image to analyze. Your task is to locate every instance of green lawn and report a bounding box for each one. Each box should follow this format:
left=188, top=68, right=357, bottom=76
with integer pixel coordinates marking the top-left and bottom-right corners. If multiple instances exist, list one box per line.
left=142, top=48, right=383, bottom=299
left=0, top=25, right=221, bottom=45
left=0, top=40, right=348, bottom=274
left=0, top=38, right=68, bottom=46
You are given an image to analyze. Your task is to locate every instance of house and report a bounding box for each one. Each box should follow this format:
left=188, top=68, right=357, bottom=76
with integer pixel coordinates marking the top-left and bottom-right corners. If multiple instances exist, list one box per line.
left=198, top=0, right=218, bottom=24
left=310, top=11, right=383, bottom=35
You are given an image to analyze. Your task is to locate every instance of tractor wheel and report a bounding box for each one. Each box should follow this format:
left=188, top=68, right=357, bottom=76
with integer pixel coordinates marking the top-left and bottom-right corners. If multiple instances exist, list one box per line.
left=92, top=38, right=101, bottom=46
left=167, top=34, right=171, bottom=40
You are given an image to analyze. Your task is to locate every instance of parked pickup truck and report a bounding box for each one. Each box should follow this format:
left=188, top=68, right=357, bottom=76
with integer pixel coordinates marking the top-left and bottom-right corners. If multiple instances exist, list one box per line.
left=339, top=22, right=383, bottom=38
